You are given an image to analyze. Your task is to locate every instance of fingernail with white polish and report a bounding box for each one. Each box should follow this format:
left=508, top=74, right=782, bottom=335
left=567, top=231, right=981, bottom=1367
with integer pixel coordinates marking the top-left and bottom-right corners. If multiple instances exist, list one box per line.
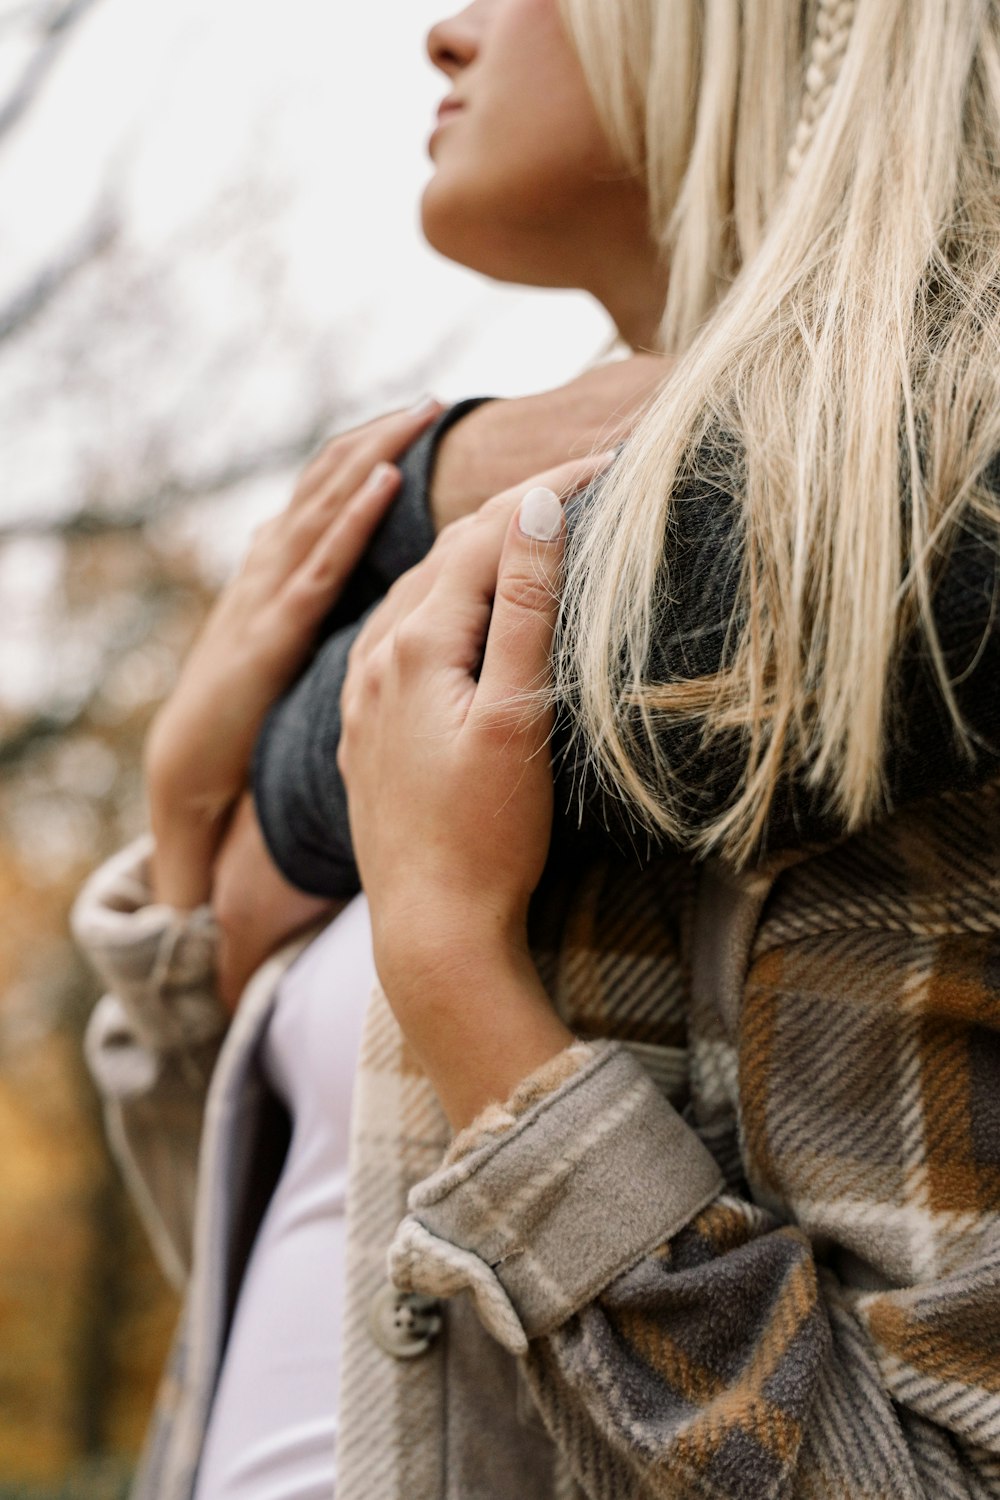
left=518, top=486, right=562, bottom=541
left=365, top=461, right=395, bottom=491
left=408, top=395, right=440, bottom=420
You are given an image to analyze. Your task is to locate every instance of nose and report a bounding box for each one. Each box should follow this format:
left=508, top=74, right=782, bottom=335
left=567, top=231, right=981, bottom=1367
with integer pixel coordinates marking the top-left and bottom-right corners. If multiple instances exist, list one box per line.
left=426, top=5, right=479, bottom=79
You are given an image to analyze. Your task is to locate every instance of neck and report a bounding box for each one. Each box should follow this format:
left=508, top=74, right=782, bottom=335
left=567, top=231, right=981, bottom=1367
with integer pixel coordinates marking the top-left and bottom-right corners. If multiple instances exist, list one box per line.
left=601, top=278, right=666, bottom=352
left=583, top=216, right=666, bottom=353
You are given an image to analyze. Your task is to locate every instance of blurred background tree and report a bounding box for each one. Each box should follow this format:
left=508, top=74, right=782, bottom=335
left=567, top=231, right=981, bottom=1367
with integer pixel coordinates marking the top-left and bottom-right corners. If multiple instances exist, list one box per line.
left=0, top=0, right=606, bottom=1491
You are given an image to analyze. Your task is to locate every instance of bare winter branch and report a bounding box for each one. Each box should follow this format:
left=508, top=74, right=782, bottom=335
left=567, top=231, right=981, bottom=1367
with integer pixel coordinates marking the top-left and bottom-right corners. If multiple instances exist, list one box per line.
left=0, top=339, right=459, bottom=541
left=0, top=414, right=341, bottom=541
left=0, top=0, right=103, bottom=144
left=0, top=577, right=179, bottom=769
left=0, top=206, right=117, bottom=343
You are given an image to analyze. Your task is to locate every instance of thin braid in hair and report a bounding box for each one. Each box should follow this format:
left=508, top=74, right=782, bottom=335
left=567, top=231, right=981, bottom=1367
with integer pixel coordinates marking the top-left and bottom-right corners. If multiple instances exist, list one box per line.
left=786, top=0, right=856, bottom=175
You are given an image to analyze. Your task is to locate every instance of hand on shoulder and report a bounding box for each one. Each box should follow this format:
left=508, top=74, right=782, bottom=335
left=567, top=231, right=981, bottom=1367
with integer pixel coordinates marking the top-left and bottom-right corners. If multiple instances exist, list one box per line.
left=144, top=399, right=444, bottom=911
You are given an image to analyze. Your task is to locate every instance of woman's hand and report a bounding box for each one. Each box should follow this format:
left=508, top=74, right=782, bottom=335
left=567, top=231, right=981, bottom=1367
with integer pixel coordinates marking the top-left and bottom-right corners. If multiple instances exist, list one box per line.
left=339, top=450, right=615, bottom=1129
left=144, top=398, right=443, bottom=910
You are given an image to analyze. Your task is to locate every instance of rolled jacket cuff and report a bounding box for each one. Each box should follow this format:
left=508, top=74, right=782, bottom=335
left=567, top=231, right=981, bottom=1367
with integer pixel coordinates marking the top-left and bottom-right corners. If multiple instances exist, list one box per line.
left=71, top=834, right=227, bottom=1057
left=388, top=1041, right=723, bottom=1355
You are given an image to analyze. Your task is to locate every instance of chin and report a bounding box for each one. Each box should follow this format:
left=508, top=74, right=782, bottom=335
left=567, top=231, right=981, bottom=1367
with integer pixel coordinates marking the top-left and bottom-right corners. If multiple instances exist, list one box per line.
left=419, top=181, right=565, bottom=289
left=419, top=177, right=499, bottom=277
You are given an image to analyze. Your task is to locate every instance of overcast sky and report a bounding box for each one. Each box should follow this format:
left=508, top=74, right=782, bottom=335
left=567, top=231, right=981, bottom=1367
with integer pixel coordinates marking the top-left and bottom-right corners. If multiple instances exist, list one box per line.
left=0, top=0, right=609, bottom=528
left=0, top=0, right=611, bottom=714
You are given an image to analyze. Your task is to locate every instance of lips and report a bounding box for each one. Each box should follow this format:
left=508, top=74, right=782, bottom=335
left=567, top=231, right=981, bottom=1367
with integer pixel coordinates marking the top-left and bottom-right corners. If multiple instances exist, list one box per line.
left=428, top=97, right=465, bottom=154
left=434, top=96, right=465, bottom=127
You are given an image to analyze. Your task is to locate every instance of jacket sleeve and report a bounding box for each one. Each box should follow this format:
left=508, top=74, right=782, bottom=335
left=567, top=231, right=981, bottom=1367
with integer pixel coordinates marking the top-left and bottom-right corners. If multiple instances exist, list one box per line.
left=70, top=836, right=229, bottom=1290
left=251, top=397, right=494, bottom=897
left=388, top=796, right=1000, bottom=1499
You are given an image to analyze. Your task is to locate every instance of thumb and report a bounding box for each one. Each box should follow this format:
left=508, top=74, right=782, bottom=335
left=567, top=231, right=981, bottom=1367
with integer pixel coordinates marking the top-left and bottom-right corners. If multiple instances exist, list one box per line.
left=470, top=486, right=566, bottom=747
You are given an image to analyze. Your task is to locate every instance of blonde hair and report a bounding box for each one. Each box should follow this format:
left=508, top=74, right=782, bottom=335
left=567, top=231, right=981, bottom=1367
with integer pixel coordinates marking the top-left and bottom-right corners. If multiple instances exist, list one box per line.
left=555, top=0, right=1000, bottom=863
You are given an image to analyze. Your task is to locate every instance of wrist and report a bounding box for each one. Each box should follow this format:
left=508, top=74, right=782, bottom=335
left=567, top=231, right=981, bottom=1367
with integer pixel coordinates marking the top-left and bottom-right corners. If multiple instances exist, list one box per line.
left=374, top=895, right=533, bottom=1008
left=148, top=801, right=225, bottom=910
left=429, top=398, right=531, bottom=531
left=378, top=935, right=574, bottom=1133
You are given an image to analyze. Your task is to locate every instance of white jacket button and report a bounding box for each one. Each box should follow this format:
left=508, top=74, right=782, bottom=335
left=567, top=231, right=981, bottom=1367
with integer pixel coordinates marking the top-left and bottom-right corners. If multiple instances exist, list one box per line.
left=368, top=1284, right=442, bottom=1359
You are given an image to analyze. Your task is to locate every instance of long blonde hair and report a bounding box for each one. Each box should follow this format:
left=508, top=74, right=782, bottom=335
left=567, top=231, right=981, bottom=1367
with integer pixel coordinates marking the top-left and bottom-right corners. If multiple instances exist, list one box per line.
left=555, top=0, right=1000, bottom=864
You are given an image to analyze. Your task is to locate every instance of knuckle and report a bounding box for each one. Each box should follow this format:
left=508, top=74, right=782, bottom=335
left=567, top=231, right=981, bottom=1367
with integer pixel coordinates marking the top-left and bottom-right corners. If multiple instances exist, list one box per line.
left=344, top=636, right=364, bottom=682
left=344, top=632, right=378, bottom=693
left=390, top=616, right=429, bottom=669
left=364, top=638, right=392, bottom=688
left=293, top=458, right=321, bottom=498
left=496, top=566, right=558, bottom=617
left=444, top=511, right=480, bottom=542
left=479, top=489, right=515, bottom=521
left=339, top=687, right=358, bottom=736
left=303, top=477, right=342, bottom=515
left=341, top=658, right=362, bottom=715
left=339, top=677, right=368, bottom=748
left=276, top=576, right=324, bottom=627
left=433, top=516, right=468, bottom=554
left=430, top=513, right=480, bottom=568
left=300, top=434, right=347, bottom=487
left=375, top=407, right=411, bottom=441
left=382, top=572, right=412, bottom=608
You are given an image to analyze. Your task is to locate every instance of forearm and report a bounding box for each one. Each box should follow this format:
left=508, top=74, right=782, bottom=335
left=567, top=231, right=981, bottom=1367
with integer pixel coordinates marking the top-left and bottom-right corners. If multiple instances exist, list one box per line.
left=72, top=835, right=255, bottom=1284
left=212, top=792, right=336, bottom=1013
left=382, top=939, right=574, bottom=1132
left=147, top=800, right=222, bottom=910
left=430, top=396, right=553, bottom=531
left=430, top=356, right=672, bottom=532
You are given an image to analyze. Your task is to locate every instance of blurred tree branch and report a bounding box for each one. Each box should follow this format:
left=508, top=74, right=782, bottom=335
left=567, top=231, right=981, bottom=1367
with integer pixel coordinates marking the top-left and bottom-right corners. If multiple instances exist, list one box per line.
left=0, top=205, right=116, bottom=342
left=0, top=577, right=180, bottom=768
left=0, top=340, right=458, bottom=540
left=0, top=0, right=103, bottom=144
left=0, top=707, right=85, bottom=766
left=0, top=417, right=335, bottom=540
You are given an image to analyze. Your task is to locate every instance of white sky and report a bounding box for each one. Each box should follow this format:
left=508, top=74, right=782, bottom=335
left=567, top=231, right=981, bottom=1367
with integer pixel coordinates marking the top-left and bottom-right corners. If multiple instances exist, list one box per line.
left=0, top=0, right=610, bottom=712
left=0, top=0, right=609, bottom=520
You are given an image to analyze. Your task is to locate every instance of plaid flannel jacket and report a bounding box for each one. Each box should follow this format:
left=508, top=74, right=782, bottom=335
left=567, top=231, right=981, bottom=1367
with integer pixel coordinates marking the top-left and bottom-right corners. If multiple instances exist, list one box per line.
left=73, top=775, right=1000, bottom=1499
